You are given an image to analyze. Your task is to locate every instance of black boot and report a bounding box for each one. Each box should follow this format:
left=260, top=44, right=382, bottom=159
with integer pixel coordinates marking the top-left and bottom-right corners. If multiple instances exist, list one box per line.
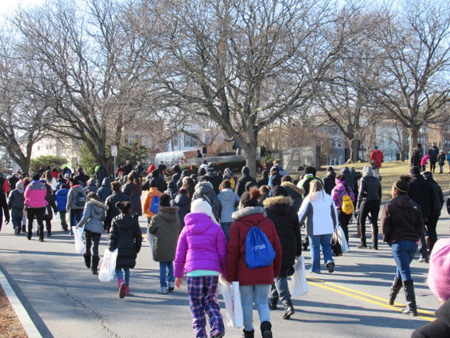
left=357, top=238, right=367, bottom=249
left=260, top=321, right=272, bottom=338
left=268, top=297, right=278, bottom=310
left=242, top=330, right=254, bottom=338
left=83, top=253, right=91, bottom=269
left=91, top=256, right=99, bottom=275
left=402, top=280, right=418, bottom=316
left=388, top=277, right=402, bottom=305
left=22, top=225, right=26, bottom=232
left=370, top=236, right=378, bottom=250
left=282, top=299, right=295, bottom=319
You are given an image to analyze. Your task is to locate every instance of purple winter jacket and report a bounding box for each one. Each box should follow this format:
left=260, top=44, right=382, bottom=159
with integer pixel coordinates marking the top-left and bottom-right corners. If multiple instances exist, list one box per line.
left=174, top=212, right=227, bottom=279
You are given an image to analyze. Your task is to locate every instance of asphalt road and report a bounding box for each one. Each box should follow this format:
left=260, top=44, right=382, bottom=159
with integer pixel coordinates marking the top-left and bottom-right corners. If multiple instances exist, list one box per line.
left=1, top=207, right=449, bottom=338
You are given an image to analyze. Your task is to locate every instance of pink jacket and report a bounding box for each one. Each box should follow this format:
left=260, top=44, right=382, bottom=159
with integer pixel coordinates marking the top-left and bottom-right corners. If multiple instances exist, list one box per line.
left=331, top=180, right=355, bottom=210
left=24, top=181, right=48, bottom=208
left=421, top=155, right=430, bottom=167
left=174, top=212, right=227, bottom=278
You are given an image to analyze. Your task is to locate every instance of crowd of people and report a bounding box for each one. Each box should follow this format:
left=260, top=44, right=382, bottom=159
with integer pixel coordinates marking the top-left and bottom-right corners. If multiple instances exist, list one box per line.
left=0, top=151, right=449, bottom=338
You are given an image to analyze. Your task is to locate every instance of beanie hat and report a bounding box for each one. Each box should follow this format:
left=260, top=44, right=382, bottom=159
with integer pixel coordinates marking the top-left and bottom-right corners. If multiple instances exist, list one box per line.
left=224, top=168, right=232, bottom=175
left=190, top=198, right=219, bottom=225
left=428, top=238, right=450, bottom=301
left=271, top=185, right=288, bottom=197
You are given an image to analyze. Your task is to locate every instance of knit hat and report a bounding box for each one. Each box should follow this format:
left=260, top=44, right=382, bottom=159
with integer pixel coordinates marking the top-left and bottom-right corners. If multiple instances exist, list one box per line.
left=190, top=198, right=219, bottom=225
left=428, top=238, right=450, bottom=301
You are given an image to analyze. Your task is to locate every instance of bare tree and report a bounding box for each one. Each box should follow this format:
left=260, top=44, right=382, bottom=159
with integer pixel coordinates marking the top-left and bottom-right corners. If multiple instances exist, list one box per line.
left=12, top=0, right=156, bottom=168
left=373, top=0, right=450, bottom=156
left=141, top=0, right=350, bottom=175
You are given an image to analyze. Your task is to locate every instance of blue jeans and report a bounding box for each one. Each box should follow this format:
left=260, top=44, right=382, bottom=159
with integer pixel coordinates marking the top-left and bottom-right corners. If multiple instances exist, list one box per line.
left=270, top=276, right=291, bottom=303
left=220, top=222, right=232, bottom=242
left=116, top=268, right=130, bottom=285
left=159, top=262, right=174, bottom=287
left=391, top=240, right=417, bottom=281
left=11, top=208, right=23, bottom=230
left=309, top=234, right=333, bottom=273
left=240, top=284, right=271, bottom=332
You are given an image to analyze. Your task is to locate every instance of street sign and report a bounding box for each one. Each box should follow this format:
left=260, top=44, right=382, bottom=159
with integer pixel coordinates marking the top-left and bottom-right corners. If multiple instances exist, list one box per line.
left=111, top=145, right=118, bottom=157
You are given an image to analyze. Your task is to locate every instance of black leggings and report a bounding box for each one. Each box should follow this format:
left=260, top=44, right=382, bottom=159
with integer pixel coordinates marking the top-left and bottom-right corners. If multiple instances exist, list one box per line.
left=85, top=230, right=101, bottom=258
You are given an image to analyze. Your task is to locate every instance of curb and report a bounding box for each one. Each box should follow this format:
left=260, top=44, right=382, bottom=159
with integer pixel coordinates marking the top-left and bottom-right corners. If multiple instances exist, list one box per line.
left=0, top=269, right=42, bottom=338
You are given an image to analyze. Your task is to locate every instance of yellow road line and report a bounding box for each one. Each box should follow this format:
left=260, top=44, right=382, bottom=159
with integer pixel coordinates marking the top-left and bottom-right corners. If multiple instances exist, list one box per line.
left=306, top=276, right=435, bottom=322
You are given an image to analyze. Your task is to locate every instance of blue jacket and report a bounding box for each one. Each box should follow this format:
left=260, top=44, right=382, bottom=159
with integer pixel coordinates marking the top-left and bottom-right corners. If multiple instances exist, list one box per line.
left=55, top=188, right=69, bottom=212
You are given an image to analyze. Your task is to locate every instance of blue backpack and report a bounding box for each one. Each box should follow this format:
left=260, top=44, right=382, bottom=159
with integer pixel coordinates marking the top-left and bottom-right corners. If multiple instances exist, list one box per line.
left=245, top=226, right=276, bottom=269
left=150, top=195, right=160, bottom=213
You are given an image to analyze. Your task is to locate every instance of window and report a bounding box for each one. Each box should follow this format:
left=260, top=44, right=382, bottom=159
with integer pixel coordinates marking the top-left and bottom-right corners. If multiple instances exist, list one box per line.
left=184, top=134, right=198, bottom=147
left=444, top=139, right=450, bottom=148
left=128, top=134, right=136, bottom=145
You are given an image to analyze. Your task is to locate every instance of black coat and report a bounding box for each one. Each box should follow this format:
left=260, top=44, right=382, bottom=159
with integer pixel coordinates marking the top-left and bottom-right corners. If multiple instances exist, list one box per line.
left=408, top=175, right=434, bottom=219
left=263, top=196, right=302, bottom=277
left=411, top=300, right=450, bottom=338
left=105, top=191, right=131, bottom=228
left=109, top=213, right=142, bottom=269
left=322, top=171, right=336, bottom=195
left=171, top=193, right=190, bottom=228
left=281, top=182, right=304, bottom=213
left=235, top=175, right=257, bottom=197
left=200, top=171, right=222, bottom=195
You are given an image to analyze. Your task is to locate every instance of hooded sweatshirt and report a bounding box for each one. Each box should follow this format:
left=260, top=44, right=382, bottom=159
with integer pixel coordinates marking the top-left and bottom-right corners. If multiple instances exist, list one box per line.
left=174, top=212, right=228, bottom=278
left=218, top=188, right=240, bottom=223
left=148, top=206, right=181, bottom=262
left=8, top=181, right=25, bottom=209
left=191, top=181, right=222, bottom=220
left=77, top=199, right=108, bottom=234
left=356, top=166, right=382, bottom=209
left=97, top=177, right=112, bottom=202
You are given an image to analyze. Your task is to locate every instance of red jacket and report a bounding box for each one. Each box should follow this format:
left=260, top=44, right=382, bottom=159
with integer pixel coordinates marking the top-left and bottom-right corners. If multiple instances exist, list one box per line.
left=227, top=206, right=282, bottom=285
left=370, top=149, right=383, bottom=168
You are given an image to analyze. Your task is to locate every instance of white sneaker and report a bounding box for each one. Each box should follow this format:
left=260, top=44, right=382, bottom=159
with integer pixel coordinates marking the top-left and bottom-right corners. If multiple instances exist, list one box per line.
left=158, top=286, right=168, bottom=294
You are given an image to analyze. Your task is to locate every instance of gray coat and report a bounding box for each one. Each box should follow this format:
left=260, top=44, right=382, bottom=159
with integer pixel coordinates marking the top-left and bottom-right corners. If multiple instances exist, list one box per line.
left=77, top=199, right=108, bottom=234
left=217, top=189, right=240, bottom=223
left=67, top=185, right=87, bottom=210
left=148, top=206, right=181, bottom=262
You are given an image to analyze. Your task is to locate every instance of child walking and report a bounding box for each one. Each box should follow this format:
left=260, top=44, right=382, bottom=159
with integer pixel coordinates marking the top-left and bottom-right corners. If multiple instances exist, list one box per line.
left=174, top=199, right=227, bottom=338
left=8, top=181, right=25, bottom=235
left=148, top=194, right=181, bottom=294
left=55, top=184, right=69, bottom=231
left=109, top=201, right=142, bottom=298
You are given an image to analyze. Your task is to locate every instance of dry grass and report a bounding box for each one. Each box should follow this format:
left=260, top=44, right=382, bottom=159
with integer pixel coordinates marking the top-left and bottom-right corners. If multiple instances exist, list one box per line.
left=0, top=284, right=28, bottom=338
left=323, top=161, right=450, bottom=201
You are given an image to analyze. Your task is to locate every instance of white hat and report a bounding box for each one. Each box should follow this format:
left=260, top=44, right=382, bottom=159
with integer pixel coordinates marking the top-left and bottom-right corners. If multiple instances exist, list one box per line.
left=190, top=198, right=219, bottom=225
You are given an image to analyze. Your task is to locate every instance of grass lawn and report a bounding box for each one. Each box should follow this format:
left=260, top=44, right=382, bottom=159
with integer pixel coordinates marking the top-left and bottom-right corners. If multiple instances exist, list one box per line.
left=320, top=161, right=450, bottom=201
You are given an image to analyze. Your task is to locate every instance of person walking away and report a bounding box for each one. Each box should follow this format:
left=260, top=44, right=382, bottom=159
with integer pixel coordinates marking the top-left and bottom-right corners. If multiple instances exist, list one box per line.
left=281, top=176, right=304, bottom=213
left=76, top=192, right=108, bottom=274
left=381, top=175, right=424, bottom=316
left=298, top=180, right=338, bottom=274
left=174, top=198, right=227, bottom=338
left=447, top=151, right=450, bottom=173
left=437, top=150, right=446, bottom=174
left=223, top=168, right=238, bottom=190
left=235, top=166, right=257, bottom=197
left=331, top=174, right=355, bottom=246
left=109, top=201, right=142, bottom=298
left=7, top=181, right=25, bottom=235
left=227, top=187, right=282, bottom=338
left=85, top=178, right=98, bottom=194
left=149, top=194, right=181, bottom=294
left=158, top=161, right=167, bottom=174
left=24, top=174, right=47, bottom=241
left=428, top=142, right=439, bottom=173
left=66, top=178, right=87, bottom=235
left=122, top=171, right=142, bottom=219
left=96, top=177, right=112, bottom=203
left=41, top=178, right=57, bottom=238
left=422, top=171, right=443, bottom=254
left=410, top=149, right=420, bottom=167
left=263, top=185, right=301, bottom=319
left=369, top=146, right=384, bottom=180
left=171, top=188, right=191, bottom=229
left=356, top=166, right=382, bottom=249
left=143, top=180, right=163, bottom=224
left=55, top=184, right=69, bottom=231
left=0, top=173, right=11, bottom=230
left=217, top=179, right=240, bottom=241
left=297, top=166, right=320, bottom=197
left=191, top=181, right=222, bottom=221
left=74, top=167, right=90, bottom=187
left=199, top=163, right=223, bottom=195
left=408, top=166, right=434, bottom=263
left=94, top=163, right=108, bottom=188
left=43, top=170, right=57, bottom=193
left=322, top=166, right=336, bottom=195
left=412, top=238, right=450, bottom=337
left=105, top=181, right=130, bottom=233
left=168, top=165, right=182, bottom=198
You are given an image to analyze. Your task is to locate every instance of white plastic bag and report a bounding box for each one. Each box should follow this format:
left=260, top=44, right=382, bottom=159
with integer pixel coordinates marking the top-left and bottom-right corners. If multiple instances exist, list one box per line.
left=98, top=248, right=118, bottom=282
left=74, top=227, right=85, bottom=254
left=289, top=257, right=309, bottom=297
left=336, top=225, right=349, bottom=253
left=219, top=281, right=243, bottom=328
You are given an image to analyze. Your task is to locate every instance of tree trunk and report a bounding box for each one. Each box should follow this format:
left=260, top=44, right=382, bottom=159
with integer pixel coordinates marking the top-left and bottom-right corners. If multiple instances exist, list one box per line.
left=348, top=139, right=360, bottom=163
left=409, top=126, right=419, bottom=159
